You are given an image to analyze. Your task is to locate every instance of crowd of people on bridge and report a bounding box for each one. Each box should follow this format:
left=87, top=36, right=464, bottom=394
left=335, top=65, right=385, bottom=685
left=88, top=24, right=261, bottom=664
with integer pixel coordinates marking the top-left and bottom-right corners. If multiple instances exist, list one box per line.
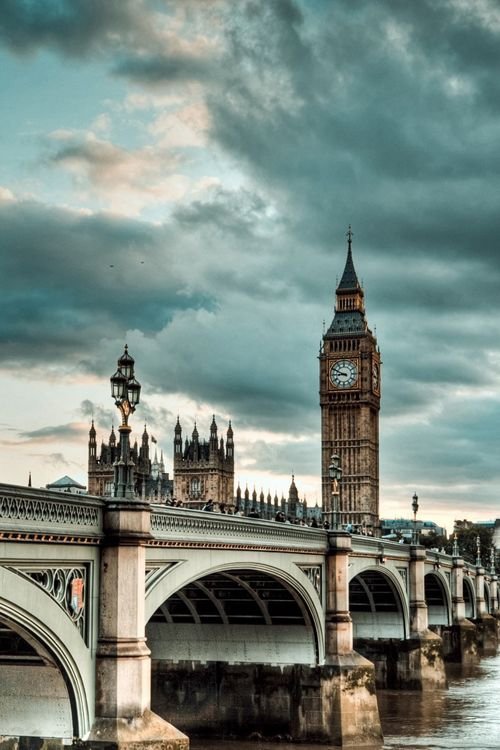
left=160, top=496, right=378, bottom=535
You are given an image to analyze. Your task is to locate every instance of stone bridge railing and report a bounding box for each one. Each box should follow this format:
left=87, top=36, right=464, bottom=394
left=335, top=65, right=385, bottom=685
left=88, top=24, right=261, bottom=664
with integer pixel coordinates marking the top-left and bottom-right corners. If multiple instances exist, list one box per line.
left=149, top=505, right=327, bottom=552
left=0, top=482, right=492, bottom=583
left=0, top=483, right=104, bottom=542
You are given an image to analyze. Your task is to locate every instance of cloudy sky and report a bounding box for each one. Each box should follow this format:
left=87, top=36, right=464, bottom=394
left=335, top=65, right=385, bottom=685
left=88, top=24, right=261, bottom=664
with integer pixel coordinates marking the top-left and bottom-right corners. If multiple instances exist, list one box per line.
left=1, top=0, right=499, bottom=532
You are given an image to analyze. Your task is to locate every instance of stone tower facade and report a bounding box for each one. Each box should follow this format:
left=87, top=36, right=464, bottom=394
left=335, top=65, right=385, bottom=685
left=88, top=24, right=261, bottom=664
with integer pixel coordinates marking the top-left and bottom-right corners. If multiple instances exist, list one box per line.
left=173, top=416, right=234, bottom=508
left=88, top=422, right=172, bottom=500
left=319, top=228, right=381, bottom=532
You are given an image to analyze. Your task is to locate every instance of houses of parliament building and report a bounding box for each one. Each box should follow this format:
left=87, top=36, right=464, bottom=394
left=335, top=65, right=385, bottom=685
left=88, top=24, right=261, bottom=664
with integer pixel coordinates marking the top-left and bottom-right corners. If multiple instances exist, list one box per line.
left=88, top=228, right=380, bottom=530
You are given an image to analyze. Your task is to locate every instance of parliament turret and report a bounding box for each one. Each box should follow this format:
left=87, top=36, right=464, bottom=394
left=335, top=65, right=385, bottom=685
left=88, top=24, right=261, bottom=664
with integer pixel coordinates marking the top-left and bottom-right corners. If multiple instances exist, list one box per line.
left=173, top=416, right=235, bottom=508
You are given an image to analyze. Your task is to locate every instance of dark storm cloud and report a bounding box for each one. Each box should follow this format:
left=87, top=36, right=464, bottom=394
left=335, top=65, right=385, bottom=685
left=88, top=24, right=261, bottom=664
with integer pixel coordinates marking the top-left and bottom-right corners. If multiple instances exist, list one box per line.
left=0, top=191, right=319, bottom=432
left=19, top=423, right=82, bottom=441
left=80, top=400, right=115, bottom=428
left=0, top=0, right=142, bottom=57
left=243, top=438, right=319, bottom=479
left=0, top=198, right=214, bottom=370
left=197, top=0, right=500, bottom=268
left=113, top=53, right=214, bottom=84
left=382, top=397, right=500, bottom=489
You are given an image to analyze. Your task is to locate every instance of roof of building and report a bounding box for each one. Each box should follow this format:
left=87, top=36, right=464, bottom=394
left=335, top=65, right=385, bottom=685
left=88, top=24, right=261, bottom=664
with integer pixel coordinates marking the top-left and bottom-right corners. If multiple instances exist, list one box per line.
left=337, top=227, right=361, bottom=290
left=46, top=475, right=87, bottom=490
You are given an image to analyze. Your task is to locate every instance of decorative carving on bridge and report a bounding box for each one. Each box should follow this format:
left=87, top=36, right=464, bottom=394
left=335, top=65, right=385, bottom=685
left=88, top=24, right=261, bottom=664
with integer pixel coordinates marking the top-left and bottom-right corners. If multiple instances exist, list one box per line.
left=0, top=492, right=100, bottom=530
left=9, top=565, right=88, bottom=643
left=146, top=563, right=177, bottom=594
left=299, top=565, right=322, bottom=598
left=397, top=567, right=408, bottom=593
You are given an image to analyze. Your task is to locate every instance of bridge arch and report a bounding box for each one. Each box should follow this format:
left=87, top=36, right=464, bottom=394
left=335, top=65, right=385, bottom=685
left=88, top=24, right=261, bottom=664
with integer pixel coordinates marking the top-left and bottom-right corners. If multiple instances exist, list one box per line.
left=145, top=552, right=325, bottom=664
left=349, top=566, right=409, bottom=640
left=424, top=571, right=452, bottom=626
left=463, top=576, right=476, bottom=619
left=0, top=566, right=93, bottom=738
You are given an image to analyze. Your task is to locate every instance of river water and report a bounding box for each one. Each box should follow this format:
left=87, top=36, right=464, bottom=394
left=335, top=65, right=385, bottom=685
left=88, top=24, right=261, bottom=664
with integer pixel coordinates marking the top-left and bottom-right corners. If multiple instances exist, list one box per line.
left=192, top=652, right=500, bottom=750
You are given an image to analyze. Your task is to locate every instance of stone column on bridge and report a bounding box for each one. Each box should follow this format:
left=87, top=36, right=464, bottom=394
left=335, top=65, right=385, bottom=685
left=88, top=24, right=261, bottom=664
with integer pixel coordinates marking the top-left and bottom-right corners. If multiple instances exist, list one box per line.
left=474, top=564, right=497, bottom=654
left=407, top=545, right=446, bottom=689
left=325, top=532, right=353, bottom=656
left=83, top=500, right=188, bottom=750
left=475, top=565, right=487, bottom=617
left=490, top=574, right=498, bottom=615
left=308, top=531, right=382, bottom=747
left=451, top=555, right=466, bottom=622
left=409, top=546, right=428, bottom=635
left=450, top=554, right=478, bottom=663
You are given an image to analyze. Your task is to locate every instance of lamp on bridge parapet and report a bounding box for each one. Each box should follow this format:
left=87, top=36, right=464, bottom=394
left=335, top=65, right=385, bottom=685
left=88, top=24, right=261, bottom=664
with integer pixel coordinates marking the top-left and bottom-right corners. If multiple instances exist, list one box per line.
left=327, top=453, right=342, bottom=530
left=476, top=534, right=482, bottom=567
left=411, top=492, right=419, bottom=545
left=110, top=345, right=141, bottom=499
left=490, top=546, right=496, bottom=575
left=452, top=533, right=460, bottom=558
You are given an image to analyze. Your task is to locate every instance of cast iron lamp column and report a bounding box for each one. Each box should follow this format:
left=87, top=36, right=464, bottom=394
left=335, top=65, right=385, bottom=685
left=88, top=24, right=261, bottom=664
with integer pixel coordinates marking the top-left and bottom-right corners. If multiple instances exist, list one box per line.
left=490, top=547, right=498, bottom=615
left=110, top=345, right=141, bottom=499
left=328, top=453, right=342, bottom=530
left=90, top=345, right=188, bottom=749
left=412, top=491, right=419, bottom=545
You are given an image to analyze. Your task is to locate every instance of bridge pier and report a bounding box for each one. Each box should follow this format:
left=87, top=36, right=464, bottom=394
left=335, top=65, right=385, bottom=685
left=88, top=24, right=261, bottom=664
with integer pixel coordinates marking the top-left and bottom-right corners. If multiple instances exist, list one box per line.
left=317, top=532, right=382, bottom=747
left=407, top=546, right=446, bottom=689
left=440, top=554, right=479, bottom=663
left=82, top=501, right=188, bottom=750
left=473, top=565, right=498, bottom=654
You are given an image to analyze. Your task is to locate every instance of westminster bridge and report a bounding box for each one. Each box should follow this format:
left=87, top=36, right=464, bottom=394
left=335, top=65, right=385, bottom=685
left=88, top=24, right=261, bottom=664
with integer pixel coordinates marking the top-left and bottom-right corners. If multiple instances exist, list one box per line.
left=0, top=483, right=498, bottom=749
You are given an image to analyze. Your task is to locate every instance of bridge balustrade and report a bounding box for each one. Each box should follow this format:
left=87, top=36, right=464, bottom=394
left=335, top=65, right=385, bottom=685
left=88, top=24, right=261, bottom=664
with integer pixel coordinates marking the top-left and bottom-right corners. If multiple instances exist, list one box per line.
left=150, top=505, right=327, bottom=551
left=0, top=483, right=103, bottom=541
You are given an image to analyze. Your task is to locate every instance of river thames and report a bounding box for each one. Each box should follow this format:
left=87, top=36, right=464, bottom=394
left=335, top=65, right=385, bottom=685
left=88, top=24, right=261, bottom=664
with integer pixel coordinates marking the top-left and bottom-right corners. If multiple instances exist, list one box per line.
left=192, top=652, right=500, bottom=750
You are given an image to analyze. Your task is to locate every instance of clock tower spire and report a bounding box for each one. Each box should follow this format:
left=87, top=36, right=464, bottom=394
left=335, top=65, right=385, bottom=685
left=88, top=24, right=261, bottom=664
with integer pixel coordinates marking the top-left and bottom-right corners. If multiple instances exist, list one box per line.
left=319, top=227, right=381, bottom=533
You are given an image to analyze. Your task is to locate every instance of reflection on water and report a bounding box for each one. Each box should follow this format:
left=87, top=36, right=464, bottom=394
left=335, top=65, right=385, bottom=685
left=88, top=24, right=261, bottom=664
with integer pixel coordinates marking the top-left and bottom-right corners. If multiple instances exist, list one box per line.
left=191, top=653, right=500, bottom=750
left=381, top=652, right=500, bottom=749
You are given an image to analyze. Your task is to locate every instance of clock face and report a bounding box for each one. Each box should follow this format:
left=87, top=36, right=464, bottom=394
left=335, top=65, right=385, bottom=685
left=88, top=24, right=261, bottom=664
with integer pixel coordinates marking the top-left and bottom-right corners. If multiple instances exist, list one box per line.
left=372, top=363, right=380, bottom=391
left=330, top=359, right=358, bottom=389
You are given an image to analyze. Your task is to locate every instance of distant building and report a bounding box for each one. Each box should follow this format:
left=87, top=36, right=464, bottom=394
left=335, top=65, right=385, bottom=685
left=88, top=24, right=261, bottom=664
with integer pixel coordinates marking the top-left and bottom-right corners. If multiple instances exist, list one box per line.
left=381, top=518, right=446, bottom=540
left=234, top=476, right=322, bottom=524
left=173, top=416, right=234, bottom=508
left=88, top=421, right=173, bottom=500
left=46, top=475, right=87, bottom=494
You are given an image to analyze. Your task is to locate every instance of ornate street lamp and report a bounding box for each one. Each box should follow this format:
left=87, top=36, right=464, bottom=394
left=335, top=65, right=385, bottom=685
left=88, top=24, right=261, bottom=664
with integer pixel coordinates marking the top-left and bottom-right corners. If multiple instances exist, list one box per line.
left=328, top=454, right=343, bottom=530
left=411, top=492, right=419, bottom=545
left=490, top=546, right=496, bottom=576
left=476, top=534, right=482, bottom=567
left=110, top=345, right=141, bottom=498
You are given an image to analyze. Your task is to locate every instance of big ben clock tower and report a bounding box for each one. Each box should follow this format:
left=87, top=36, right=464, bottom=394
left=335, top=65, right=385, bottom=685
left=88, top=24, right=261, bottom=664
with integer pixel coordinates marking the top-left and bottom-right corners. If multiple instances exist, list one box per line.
left=319, top=227, right=381, bottom=533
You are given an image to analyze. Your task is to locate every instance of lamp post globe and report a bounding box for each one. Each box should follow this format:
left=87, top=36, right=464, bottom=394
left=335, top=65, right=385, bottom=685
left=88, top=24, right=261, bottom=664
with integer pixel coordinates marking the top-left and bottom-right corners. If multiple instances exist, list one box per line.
left=411, top=492, right=419, bottom=545
left=110, top=345, right=141, bottom=499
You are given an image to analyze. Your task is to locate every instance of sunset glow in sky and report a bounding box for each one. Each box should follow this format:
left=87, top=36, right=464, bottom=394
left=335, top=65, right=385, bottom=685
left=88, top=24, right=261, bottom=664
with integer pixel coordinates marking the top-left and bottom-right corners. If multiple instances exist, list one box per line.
left=1, top=0, right=500, bottom=533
